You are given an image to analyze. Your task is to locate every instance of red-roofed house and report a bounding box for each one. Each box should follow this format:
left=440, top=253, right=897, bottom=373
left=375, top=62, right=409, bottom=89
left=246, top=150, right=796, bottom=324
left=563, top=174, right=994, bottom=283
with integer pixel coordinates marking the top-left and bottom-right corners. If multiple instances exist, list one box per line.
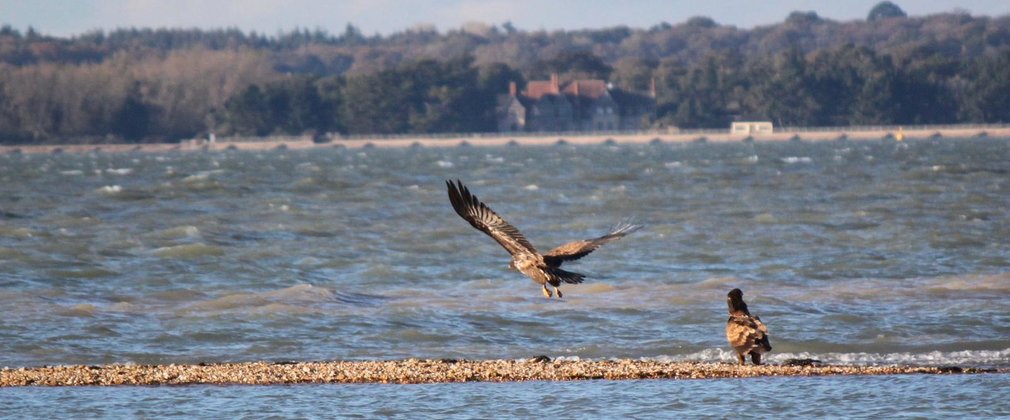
left=498, top=73, right=655, bottom=132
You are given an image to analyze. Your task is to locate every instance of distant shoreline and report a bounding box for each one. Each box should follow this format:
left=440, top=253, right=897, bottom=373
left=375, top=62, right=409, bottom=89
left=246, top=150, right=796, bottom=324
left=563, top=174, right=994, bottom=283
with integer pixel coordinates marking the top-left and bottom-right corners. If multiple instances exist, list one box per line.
left=1, top=359, right=999, bottom=386
left=2, top=125, right=1006, bottom=155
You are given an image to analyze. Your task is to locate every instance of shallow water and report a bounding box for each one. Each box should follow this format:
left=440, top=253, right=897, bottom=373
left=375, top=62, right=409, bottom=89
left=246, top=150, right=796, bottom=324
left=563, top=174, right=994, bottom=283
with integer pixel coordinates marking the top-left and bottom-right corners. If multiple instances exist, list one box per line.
left=1, top=138, right=1008, bottom=415
left=3, top=374, right=1009, bottom=418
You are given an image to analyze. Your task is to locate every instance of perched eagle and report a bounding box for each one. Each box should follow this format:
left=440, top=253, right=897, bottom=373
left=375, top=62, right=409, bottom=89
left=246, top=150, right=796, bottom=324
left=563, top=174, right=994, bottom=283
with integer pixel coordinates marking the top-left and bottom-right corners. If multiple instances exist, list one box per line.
left=725, top=288, right=772, bottom=365
left=446, top=179, right=640, bottom=298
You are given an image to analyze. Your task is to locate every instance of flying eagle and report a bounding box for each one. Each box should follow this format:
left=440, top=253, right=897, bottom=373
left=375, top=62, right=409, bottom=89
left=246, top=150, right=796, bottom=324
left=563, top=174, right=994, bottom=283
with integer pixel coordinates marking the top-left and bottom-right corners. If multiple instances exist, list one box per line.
left=725, top=288, right=773, bottom=365
left=446, top=179, right=640, bottom=298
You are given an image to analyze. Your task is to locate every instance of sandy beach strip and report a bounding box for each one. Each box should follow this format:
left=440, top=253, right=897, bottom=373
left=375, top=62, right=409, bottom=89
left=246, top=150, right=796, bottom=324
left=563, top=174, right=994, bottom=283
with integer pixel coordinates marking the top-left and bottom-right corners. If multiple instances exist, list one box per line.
left=2, top=126, right=1007, bottom=155
left=0, top=359, right=999, bottom=387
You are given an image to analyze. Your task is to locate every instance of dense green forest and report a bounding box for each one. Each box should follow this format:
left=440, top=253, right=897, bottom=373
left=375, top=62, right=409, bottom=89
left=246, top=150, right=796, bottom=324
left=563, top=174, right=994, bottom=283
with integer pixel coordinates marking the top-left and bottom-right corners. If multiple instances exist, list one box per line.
left=1, top=1, right=1010, bottom=143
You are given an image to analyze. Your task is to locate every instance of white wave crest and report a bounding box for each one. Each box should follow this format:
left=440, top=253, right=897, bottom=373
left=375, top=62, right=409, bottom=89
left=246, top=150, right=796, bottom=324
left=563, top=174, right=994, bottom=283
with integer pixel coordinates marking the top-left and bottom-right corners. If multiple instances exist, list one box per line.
left=151, top=243, right=223, bottom=259
left=781, top=156, right=813, bottom=164
left=554, top=356, right=582, bottom=362
left=650, top=348, right=1010, bottom=366
left=97, top=185, right=122, bottom=194
left=766, top=349, right=1010, bottom=366
left=182, top=173, right=209, bottom=182
left=147, top=225, right=200, bottom=240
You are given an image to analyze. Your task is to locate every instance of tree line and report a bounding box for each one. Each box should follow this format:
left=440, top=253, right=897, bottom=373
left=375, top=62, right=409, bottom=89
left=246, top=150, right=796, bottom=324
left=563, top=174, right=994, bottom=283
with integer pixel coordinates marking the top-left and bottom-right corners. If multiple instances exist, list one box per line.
left=1, top=2, right=1010, bottom=143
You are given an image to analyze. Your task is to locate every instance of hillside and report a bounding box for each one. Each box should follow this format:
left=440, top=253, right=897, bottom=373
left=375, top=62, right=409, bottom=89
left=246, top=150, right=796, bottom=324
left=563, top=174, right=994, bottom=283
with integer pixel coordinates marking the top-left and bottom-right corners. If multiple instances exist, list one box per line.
left=1, top=2, right=1009, bottom=143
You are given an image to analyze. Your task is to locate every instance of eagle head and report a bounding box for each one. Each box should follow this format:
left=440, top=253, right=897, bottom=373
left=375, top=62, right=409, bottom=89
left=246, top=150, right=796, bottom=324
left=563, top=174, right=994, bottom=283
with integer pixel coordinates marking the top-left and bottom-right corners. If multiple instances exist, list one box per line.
left=727, top=288, right=750, bottom=315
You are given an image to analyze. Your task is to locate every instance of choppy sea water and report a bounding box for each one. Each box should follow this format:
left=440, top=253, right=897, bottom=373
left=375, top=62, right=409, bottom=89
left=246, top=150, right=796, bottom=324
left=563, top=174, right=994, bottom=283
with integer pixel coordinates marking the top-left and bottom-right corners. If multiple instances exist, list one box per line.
left=1, top=138, right=1009, bottom=416
left=2, top=374, right=1009, bottom=418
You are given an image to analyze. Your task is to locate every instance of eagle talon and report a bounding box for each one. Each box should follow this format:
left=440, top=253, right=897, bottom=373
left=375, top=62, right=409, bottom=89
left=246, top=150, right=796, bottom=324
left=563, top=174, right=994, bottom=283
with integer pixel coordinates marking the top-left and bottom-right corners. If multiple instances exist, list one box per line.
left=554, top=287, right=563, bottom=299
left=542, top=285, right=553, bottom=298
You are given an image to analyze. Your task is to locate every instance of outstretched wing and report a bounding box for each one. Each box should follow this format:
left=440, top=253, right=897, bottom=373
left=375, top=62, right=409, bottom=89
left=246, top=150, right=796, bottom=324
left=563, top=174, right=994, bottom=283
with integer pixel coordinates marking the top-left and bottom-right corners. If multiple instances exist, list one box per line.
left=446, top=180, right=538, bottom=258
left=543, top=223, right=641, bottom=266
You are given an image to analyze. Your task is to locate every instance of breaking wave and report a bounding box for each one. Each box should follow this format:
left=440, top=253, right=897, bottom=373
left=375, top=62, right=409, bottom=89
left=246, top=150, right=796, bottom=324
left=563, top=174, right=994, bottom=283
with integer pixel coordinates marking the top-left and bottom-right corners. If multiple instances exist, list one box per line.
left=650, top=347, right=1010, bottom=367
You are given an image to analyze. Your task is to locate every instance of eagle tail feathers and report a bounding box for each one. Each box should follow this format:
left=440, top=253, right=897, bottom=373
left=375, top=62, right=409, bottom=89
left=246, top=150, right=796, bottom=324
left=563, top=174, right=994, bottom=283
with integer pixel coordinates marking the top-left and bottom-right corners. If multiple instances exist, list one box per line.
left=546, top=267, right=586, bottom=285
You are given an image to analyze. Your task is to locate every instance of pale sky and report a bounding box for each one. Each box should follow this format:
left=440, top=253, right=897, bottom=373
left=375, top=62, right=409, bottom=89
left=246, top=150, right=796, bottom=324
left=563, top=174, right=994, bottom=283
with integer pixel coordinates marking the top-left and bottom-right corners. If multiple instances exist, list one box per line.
left=2, top=0, right=1008, bottom=38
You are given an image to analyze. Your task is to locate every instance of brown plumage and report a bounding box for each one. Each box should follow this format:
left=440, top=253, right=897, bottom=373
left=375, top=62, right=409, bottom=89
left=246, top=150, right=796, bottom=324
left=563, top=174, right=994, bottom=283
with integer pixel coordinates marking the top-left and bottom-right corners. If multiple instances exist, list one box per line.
left=446, top=179, right=640, bottom=298
left=725, top=288, right=772, bottom=365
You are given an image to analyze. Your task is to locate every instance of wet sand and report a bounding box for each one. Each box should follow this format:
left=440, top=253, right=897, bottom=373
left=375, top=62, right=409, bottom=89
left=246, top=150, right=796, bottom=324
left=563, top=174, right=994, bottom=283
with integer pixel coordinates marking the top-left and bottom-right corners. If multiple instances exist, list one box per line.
left=0, top=359, right=999, bottom=387
left=2, top=126, right=1007, bottom=155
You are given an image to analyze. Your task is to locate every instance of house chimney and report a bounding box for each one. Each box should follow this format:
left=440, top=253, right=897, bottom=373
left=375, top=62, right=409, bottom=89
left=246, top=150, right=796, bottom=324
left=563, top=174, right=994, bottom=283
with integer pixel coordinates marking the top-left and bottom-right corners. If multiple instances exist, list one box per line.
left=550, top=73, right=559, bottom=93
left=509, top=81, right=517, bottom=96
